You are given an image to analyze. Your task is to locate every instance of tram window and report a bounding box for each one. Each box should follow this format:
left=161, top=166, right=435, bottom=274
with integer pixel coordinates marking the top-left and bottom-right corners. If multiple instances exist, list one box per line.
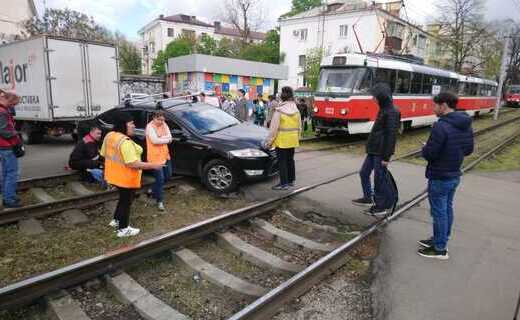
left=422, top=74, right=433, bottom=94
left=396, top=71, right=411, bottom=93
left=410, top=73, right=423, bottom=94
left=458, top=82, right=466, bottom=96
left=449, top=79, right=459, bottom=92
left=439, top=77, right=450, bottom=92
left=356, top=69, right=373, bottom=93
left=491, top=85, right=497, bottom=96
left=469, top=83, right=478, bottom=96
left=375, top=68, right=396, bottom=92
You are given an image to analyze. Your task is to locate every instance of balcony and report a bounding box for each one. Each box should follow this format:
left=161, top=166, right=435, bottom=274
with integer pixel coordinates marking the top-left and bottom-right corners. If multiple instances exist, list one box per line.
left=385, top=36, right=402, bottom=52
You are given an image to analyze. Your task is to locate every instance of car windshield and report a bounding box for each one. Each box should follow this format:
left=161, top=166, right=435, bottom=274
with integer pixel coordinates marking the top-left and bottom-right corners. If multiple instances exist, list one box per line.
left=510, top=86, right=520, bottom=94
left=318, top=67, right=370, bottom=94
left=175, top=105, right=240, bottom=134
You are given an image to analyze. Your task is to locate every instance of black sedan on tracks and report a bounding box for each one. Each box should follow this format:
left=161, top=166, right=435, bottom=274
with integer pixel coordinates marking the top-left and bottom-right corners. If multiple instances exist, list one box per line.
left=81, top=99, right=278, bottom=193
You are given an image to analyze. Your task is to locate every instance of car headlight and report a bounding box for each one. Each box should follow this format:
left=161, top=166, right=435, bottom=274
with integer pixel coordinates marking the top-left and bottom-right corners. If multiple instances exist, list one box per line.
left=229, top=148, right=269, bottom=158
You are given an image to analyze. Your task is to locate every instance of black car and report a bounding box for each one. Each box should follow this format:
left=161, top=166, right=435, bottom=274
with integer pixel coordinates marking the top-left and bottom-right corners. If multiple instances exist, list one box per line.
left=80, top=98, right=278, bottom=193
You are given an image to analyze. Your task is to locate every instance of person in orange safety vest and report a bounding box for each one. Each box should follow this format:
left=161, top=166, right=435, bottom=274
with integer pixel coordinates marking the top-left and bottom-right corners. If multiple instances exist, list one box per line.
left=100, top=111, right=164, bottom=238
left=145, top=110, right=172, bottom=211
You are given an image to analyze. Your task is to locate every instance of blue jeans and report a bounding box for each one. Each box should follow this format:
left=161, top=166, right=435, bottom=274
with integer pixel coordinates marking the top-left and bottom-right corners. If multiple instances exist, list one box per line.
left=428, top=177, right=460, bottom=251
left=359, top=154, right=386, bottom=208
left=152, top=160, right=172, bottom=202
left=87, top=168, right=106, bottom=187
left=0, top=149, right=19, bottom=204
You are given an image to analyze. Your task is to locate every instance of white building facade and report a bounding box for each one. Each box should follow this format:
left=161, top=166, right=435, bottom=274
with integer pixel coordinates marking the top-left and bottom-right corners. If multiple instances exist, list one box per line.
left=279, top=1, right=438, bottom=89
left=139, top=14, right=266, bottom=75
left=0, top=0, right=37, bottom=44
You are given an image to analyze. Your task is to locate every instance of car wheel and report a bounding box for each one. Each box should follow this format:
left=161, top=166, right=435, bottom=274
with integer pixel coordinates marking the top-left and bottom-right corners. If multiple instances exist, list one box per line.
left=202, top=159, right=238, bottom=194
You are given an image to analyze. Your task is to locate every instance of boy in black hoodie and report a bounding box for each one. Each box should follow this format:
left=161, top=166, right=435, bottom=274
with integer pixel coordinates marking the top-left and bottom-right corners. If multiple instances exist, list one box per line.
left=417, top=92, right=473, bottom=260
left=352, top=83, right=401, bottom=216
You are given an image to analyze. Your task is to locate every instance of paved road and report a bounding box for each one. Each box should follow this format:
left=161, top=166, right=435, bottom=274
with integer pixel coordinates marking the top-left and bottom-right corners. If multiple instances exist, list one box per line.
left=19, top=136, right=74, bottom=179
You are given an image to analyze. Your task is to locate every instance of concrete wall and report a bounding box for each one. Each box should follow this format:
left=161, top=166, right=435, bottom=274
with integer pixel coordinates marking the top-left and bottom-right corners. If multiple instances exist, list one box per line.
left=119, top=74, right=165, bottom=101
left=0, top=0, right=36, bottom=44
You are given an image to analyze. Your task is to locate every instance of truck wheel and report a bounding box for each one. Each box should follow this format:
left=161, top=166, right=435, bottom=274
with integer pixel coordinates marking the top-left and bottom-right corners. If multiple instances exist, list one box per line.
left=21, top=123, right=44, bottom=144
left=202, top=159, right=238, bottom=194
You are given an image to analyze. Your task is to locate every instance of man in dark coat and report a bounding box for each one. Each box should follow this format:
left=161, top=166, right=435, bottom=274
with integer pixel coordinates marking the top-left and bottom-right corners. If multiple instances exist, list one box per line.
left=69, top=126, right=105, bottom=186
left=235, top=89, right=249, bottom=121
left=417, top=92, right=473, bottom=260
left=352, top=82, right=401, bottom=216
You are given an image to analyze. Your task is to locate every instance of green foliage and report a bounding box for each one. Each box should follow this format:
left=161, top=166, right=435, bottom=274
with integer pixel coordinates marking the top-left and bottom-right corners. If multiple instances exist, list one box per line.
left=304, top=48, right=324, bottom=90
left=196, top=34, right=218, bottom=55
left=152, top=36, right=196, bottom=75
left=282, top=0, right=322, bottom=17
left=118, top=40, right=142, bottom=75
left=23, top=8, right=112, bottom=41
left=238, top=29, right=281, bottom=64
left=214, top=37, right=242, bottom=57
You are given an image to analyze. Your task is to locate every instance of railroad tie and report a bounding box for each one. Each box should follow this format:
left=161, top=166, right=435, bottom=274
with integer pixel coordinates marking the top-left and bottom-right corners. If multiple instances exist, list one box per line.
left=30, top=188, right=56, bottom=203
left=217, top=232, right=304, bottom=275
left=18, top=218, right=45, bottom=235
left=281, top=210, right=360, bottom=236
left=106, top=272, right=190, bottom=320
left=46, top=290, right=91, bottom=320
left=68, top=182, right=94, bottom=196
left=61, top=209, right=89, bottom=225
left=172, top=248, right=267, bottom=297
left=251, top=218, right=337, bottom=253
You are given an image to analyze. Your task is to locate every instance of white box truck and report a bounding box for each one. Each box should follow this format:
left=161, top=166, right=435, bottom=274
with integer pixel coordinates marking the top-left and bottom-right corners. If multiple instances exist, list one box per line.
left=0, top=35, right=119, bottom=144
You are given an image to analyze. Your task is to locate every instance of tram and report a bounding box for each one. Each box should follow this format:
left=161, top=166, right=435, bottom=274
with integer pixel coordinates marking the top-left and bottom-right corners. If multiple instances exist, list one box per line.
left=312, top=53, right=498, bottom=135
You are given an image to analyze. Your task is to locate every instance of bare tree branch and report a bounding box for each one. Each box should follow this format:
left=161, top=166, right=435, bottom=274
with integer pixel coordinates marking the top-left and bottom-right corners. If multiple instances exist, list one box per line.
left=219, top=0, right=265, bottom=44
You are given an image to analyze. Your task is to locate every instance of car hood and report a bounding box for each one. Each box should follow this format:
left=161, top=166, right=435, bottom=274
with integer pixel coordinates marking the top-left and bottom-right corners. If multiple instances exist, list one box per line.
left=205, top=122, right=269, bottom=149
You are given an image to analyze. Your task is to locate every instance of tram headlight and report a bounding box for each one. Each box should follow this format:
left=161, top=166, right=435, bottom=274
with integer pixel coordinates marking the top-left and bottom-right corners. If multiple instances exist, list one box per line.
left=340, top=108, right=348, bottom=115
left=313, top=107, right=319, bottom=113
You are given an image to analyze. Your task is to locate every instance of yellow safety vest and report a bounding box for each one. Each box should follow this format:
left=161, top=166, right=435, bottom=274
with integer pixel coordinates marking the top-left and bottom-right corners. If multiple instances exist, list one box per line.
left=273, top=112, right=300, bottom=149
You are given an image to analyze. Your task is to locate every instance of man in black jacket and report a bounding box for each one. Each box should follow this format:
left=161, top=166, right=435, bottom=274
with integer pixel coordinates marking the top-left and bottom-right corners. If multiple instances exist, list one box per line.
left=352, top=83, right=401, bottom=216
left=69, top=126, right=105, bottom=186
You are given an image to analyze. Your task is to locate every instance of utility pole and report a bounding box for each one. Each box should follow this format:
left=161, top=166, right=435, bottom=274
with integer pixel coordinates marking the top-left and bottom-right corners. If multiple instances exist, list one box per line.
left=494, top=35, right=511, bottom=120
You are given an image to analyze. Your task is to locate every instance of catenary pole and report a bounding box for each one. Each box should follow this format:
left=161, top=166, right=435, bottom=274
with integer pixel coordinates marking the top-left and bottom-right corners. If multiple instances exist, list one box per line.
left=494, top=36, right=511, bottom=120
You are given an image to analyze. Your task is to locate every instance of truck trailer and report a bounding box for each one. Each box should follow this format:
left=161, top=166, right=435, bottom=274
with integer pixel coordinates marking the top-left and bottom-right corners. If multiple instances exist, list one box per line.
left=0, top=35, right=119, bottom=144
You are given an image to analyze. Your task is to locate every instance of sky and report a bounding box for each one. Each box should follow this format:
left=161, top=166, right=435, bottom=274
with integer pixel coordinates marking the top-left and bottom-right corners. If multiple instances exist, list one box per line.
left=33, top=0, right=519, bottom=40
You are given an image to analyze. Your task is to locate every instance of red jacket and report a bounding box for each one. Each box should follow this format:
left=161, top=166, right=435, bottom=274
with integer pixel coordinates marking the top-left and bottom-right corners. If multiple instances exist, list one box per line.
left=0, top=105, right=21, bottom=148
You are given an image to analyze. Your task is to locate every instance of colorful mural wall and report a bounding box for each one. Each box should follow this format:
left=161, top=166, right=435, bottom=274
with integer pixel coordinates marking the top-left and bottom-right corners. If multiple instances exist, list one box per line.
left=170, top=72, right=275, bottom=100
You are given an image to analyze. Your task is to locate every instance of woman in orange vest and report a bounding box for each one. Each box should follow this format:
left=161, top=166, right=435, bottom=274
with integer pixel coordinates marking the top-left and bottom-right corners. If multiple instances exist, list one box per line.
left=145, top=111, right=172, bottom=211
left=100, top=111, right=164, bottom=238
left=265, top=86, right=301, bottom=190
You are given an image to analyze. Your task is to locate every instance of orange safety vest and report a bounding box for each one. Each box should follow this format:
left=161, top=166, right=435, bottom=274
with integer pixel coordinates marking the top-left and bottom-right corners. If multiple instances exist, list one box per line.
left=102, top=132, right=142, bottom=188
left=146, top=122, right=171, bottom=165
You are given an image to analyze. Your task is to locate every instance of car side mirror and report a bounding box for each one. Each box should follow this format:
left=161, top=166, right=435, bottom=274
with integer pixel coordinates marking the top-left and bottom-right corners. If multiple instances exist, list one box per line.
left=172, top=129, right=187, bottom=141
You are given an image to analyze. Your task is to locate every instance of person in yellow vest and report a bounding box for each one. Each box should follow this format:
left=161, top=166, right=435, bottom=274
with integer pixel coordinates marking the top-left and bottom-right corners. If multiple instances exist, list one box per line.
left=145, top=111, right=173, bottom=211
left=100, top=112, right=164, bottom=237
left=265, top=86, right=301, bottom=190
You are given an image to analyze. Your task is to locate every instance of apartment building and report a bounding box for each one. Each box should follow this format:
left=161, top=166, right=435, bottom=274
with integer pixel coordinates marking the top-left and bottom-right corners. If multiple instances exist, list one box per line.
left=279, top=0, right=440, bottom=88
left=139, top=14, right=266, bottom=74
left=0, top=0, right=37, bottom=44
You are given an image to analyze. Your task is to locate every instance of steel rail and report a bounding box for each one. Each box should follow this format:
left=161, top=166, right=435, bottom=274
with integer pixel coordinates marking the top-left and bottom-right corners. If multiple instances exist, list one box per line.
left=0, top=178, right=182, bottom=226
left=228, top=130, right=520, bottom=320
left=1, top=115, right=518, bottom=310
left=17, top=172, right=80, bottom=191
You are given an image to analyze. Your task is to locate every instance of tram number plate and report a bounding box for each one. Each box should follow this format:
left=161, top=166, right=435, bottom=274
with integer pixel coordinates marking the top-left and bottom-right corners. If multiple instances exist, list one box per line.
left=325, top=107, right=334, bottom=115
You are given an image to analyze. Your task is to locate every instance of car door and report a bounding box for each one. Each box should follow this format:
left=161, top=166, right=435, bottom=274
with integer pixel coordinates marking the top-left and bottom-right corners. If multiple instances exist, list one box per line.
left=167, top=117, right=211, bottom=176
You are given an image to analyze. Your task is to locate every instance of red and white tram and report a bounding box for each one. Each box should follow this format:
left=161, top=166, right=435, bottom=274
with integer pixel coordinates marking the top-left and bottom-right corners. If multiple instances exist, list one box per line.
left=312, top=53, right=498, bottom=135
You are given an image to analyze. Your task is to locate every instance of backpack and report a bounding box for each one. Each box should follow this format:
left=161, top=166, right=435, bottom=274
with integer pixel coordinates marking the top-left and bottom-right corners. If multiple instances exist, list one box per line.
left=379, top=167, right=399, bottom=214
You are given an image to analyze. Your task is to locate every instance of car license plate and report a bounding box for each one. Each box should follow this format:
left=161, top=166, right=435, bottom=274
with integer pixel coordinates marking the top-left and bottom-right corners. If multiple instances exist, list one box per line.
left=325, top=107, right=334, bottom=115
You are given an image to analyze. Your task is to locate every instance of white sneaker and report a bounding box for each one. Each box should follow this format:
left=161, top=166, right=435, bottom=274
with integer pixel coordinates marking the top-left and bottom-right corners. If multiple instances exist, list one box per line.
left=109, top=219, right=119, bottom=228
left=157, top=202, right=165, bottom=211
left=117, top=226, right=140, bottom=238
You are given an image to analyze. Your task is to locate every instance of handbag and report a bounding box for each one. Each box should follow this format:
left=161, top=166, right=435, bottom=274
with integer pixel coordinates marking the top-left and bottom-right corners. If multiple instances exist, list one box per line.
left=12, top=143, right=25, bottom=158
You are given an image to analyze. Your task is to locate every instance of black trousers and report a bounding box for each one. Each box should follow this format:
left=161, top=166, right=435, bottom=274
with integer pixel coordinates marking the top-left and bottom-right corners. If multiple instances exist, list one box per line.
left=114, top=187, right=136, bottom=229
left=276, top=147, right=295, bottom=186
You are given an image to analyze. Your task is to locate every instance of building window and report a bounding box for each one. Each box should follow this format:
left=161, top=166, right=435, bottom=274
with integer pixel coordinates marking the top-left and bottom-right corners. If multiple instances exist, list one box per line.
left=182, top=29, right=196, bottom=38
left=339, top=25, right=348, bottom=38
left=298, top=55, right=306, bottom=67
left=417, top=35, right=427, bottom=49
left=387, top=21, right=404, bottom=38
left=293, top=28, right=308, bottom=41
left=149, top=42, right=155, bottom=53
left=167, top=28, right=174, bottom=37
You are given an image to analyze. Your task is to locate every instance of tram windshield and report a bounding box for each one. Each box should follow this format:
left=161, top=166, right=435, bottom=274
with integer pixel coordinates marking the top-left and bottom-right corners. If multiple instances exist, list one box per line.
left=509, top=86, right=520, bottom=94
left=318, top=67, right=371, bottom=94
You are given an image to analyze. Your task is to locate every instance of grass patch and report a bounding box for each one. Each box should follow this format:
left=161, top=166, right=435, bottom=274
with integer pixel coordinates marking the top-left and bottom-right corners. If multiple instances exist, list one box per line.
left=475, top=137, right=520, bottom=171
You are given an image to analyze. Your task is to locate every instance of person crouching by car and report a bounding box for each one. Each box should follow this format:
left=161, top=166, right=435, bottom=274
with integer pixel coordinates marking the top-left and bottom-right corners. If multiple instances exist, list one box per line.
left=69, top=126, right=106, bottom=187
left=145, top=111, right=173, bottom=211
left=265, top=86, right=301, bottom=190
left=100, top=111, right=164, bottom=237
left=0, top=89, right=23, bottom=208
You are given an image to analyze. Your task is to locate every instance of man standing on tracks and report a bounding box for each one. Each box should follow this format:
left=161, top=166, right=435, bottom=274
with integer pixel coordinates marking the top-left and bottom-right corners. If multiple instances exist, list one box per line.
left=352, top=83, right=401, bottom=216
left=417, top=92, right=474, bottom=260
left=0, top=89, right=23, bottom=208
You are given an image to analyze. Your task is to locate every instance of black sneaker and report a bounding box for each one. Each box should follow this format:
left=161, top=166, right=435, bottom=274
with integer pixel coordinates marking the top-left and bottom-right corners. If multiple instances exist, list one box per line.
left=417, top=247, right=449, bottom=260
left=272, top=184, right=289, bottom=191
left=363, top=206, right=388, bottom=217
left=417, top=239, right=433, bottom=248
left=352, top=197, right=373, bottom=207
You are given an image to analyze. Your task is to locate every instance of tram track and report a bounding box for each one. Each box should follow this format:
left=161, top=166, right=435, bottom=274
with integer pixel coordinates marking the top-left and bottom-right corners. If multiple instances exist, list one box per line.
left=1, top=116, right=519, bottom=319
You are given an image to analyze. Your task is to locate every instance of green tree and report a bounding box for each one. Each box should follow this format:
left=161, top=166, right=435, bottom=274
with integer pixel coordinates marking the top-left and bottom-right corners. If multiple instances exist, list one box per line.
left=282, top=0, right=322, bottom=17
left=238, top=29, right=283, bottom=64
left=118, top=39, right=142, bottom=75
left=23, top=8, right=112, bottom=41
left=196, top=34, right=218, bottom=55
left=214, top=37, right=242, bottom=58
left=303, top=48, right=324, bottom=90
left=152, top=35, right=196, bottom=75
